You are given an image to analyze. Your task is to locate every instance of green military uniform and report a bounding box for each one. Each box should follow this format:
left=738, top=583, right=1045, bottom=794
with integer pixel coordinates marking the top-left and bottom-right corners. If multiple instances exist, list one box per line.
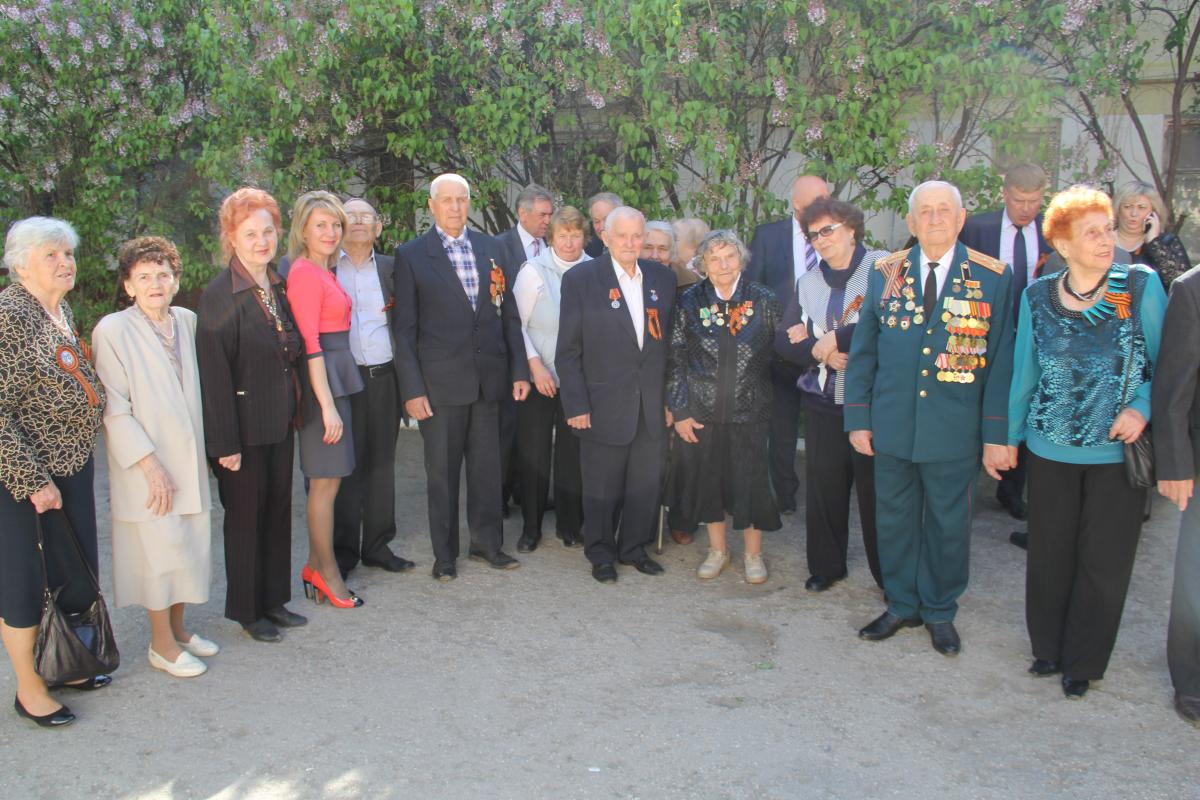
left=844, top=241, right=1014, bottom=623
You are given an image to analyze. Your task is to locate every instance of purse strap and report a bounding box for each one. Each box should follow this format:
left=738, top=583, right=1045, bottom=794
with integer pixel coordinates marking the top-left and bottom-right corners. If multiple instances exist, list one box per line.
left=34, top=509, right=101, bottom=596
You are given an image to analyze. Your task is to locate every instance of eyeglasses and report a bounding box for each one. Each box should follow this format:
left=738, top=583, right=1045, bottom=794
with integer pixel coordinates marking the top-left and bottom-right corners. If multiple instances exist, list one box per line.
left=805, top=222, right=843, bottom=242
left=346, top=213, right=377, bottom=224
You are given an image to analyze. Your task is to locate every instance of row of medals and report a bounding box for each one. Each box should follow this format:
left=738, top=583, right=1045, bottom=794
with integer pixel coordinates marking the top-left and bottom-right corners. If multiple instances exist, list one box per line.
left=882, top=275, right=989, bottom=384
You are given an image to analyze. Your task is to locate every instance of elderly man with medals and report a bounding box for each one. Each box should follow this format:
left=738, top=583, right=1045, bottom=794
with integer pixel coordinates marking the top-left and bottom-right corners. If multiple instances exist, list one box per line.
left=843, top=180, right=1015, bottom=656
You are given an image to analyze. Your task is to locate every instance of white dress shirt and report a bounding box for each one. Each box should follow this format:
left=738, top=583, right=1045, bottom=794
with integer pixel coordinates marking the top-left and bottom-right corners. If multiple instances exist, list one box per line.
left=517, top=223, right=545, bottom=263
left=513, top=249, right=587, bottom=358
left=919, top=246, right=954, bottom=299
left=613, top=257, right=645, bottom=349
left=336, top=249, right=393, bottom=366
left=999, top=210, right=1039, bottom=284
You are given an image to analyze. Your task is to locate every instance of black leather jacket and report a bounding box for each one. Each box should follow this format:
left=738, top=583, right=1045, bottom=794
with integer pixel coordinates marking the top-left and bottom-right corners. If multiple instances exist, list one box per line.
left=667, top=278, right=782, bottom=424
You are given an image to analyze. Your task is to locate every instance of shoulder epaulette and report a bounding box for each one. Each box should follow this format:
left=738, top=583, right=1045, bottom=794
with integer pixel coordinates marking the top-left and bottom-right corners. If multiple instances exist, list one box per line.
left=966, top=247, right=1006, bottom=275
left=875, top=248, right=911, bottom=271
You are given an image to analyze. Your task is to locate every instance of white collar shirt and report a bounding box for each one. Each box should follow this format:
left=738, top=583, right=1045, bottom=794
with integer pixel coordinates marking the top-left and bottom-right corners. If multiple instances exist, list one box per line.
left=919, top=246, right=955, bottom=299
left=517, top=224, right=544, bottom=262
left=613, top=257, right=645, bottom=350
left=1000, top=210, right=1039, bottom=284
left=336, top=249, right=392, bottom=366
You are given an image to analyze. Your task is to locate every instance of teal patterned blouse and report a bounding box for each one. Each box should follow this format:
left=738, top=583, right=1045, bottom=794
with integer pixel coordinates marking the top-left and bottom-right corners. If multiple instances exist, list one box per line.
left=1008, top=264, right=1166, bottom=464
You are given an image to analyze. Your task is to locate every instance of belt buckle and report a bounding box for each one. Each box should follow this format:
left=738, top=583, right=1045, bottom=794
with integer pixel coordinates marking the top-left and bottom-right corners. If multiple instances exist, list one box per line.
left=367, top=362, right=390, bottom=379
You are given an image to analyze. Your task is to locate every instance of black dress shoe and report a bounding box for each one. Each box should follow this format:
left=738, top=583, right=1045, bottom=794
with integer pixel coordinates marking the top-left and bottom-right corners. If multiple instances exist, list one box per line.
left=805, top=573, right=846, bottom=593
left=362, top=554, right=416, bottom=572
left=779, top=503, right=796, bottom=516
left=858, top=611, right=922, bottom=641
left=516, top=534, right=541, bottom=553
left=468, top=549, right=521, bottom=570
left=618, top=556, right=664, bottom=575
left=998, top=493, right=1028, bottom=520
left=432, top=561, right=457, bottom=581
left=14, top=696, right=74, bottom=728
left=1010, top=530, right=1029, bottom=550
left=54, top=674, right=112, bottom=691
left=1062, top=676, right=1090, bottom=699
left=1028, top=658, right=1061, bottom=677
left=926, top=621, right=961, bottom=656
left=556, top=530, right=582, bottom=548
left=264, top=606, right=307, bottom=628
left=242, top=618, right=282, bottom=642
left=592, top=563, right=618, bottom=583
left=1174, top=693, right=1200, bottom=726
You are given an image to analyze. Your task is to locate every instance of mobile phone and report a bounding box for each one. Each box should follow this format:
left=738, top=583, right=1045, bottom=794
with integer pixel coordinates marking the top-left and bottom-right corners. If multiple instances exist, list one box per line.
left=1144, top=213, right=1156, bottom=234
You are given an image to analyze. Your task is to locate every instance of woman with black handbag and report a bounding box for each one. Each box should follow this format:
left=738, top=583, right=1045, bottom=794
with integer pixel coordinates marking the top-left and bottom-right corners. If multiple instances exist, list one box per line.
left=0, top=217, right=109, bottom=728
left=1007, top=186, right=1166, bottom=700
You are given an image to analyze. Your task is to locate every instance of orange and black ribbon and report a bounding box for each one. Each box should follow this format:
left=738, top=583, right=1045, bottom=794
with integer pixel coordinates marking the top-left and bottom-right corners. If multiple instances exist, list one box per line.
left=1105, top=290, right=1133, bottom=319
left=489, top=259, right=505, bottom=309
left=55, top=344, right=100, bottom=407
left=646, top=308, right=662, bottom=340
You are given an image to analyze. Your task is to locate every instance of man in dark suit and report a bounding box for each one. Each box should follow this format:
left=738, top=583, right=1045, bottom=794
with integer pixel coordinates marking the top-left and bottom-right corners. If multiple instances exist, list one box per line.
left=493, top=184, right=555, bottom=524
left=557, top=206, right=676, bottom=583
left=327, top=198, right=416, bottom=578
left=583, top=191, right=622, bottom=258
left=394, top=174, right=530, bottom=580
left=1152, top=265, right=1200, bottom=727
left=958, top=163, right=1053, bottom=537
left=747, top=174, right=831, bottom=512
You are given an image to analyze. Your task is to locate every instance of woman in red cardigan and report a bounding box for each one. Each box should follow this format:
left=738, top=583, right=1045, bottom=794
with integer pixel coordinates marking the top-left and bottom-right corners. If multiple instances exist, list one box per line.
left=286, top=191, right=364, bottom=608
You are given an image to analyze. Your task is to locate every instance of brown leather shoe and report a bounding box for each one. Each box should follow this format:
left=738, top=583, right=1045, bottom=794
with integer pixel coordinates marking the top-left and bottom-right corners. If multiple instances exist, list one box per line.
left=670, top=530, right=693, bottom=545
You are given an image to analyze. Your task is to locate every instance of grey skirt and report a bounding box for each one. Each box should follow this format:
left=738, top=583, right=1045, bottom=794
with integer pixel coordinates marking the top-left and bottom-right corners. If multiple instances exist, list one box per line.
left=298, top=331, right=364, bottom=479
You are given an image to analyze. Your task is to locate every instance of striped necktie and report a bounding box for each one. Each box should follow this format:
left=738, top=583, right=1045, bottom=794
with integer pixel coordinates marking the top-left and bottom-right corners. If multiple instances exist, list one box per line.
left=805, top=242, right=819, bottom=273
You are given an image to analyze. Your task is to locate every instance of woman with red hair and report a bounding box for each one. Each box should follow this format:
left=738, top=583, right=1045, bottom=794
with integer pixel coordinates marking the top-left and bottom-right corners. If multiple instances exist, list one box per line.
left=196, top=188, right=308, bottom=643
left=1008, top=186, right=1167, bottom=698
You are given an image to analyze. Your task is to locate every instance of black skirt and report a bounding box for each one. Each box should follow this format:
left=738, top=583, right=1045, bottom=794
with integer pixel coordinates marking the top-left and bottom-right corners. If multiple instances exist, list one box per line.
left=670, top=420, right=780, bottom=532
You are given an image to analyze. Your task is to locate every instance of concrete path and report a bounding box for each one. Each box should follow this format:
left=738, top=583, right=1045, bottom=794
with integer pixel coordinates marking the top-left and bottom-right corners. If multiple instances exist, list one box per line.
left=0, top=430, right=1195, bottom=799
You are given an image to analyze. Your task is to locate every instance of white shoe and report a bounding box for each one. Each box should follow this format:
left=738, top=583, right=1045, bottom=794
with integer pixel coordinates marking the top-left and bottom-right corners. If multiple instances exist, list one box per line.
left=176, top=634, right=219, bottom=658
left=697, top=549, right=730, bottom=580
left=149, top=647, right=207, bottom=678
left=744, top=553, right=768, bottom=584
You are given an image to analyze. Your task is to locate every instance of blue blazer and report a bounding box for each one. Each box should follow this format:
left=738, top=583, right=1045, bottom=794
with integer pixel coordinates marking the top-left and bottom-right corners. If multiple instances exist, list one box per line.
left=556, top=254, right=677, bottom=446
left=747, top=217, right=796, bottom=303
left=393, top=228, right=529, bottom=407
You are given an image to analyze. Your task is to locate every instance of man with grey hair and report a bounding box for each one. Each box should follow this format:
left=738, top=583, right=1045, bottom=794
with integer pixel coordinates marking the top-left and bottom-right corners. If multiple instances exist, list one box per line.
left=494, top=183, right=556, bottom=521
left=558, top=206, right=677, bottom=583
left=844, top=179, right=1015, bottom=656
left=394, top=173, right=530, bottom=581
left=748, top=174, right=832, bottom=513
left=584, top=191, right=623, bottom=258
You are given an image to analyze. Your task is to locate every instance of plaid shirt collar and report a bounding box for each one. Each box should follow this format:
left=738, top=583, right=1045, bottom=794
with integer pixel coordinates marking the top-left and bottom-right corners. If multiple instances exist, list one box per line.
left=435, top=225, right=470, bottom=250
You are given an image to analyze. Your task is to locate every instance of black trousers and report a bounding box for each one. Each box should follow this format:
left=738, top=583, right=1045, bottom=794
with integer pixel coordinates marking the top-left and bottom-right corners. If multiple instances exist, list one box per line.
left=579, top=409, right=664, bottom=566
left=212, top=436, right=294, bottom=625
left=333, top=363, right=401, bottom=571
left=1169, top=493, right=1200, bottom=698
left=516, top=389, right=583, bottom=539
left=997, top=443, right=1028, bottom=504
left=499, top=393, right=519, bottom=507
left=804, top=408, right=881, bottom=587
left=768, top=367, right=803, bottom=508
left=418, top=396, right=503, bottom=565
left=1026, top=452, right=1145, bottom=680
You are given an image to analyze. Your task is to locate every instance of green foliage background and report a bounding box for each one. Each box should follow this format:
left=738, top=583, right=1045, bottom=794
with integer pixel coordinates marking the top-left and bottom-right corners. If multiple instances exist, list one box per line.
left=0, top=0, right=1191, bottom=329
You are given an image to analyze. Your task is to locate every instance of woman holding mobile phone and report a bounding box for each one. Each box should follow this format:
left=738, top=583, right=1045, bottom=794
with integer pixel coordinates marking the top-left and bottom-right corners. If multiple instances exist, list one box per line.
left=1113, top=181, right=1191, bottom=289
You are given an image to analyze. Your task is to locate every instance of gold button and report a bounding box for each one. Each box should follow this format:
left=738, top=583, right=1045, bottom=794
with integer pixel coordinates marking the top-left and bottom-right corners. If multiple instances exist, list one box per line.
left=926, top=328, right=934, bottom=335
left=922, top=347, right=931, bottom=355
left=919, top=390, right=928, bottom=398
left=921, top=369, right=929, bottom=377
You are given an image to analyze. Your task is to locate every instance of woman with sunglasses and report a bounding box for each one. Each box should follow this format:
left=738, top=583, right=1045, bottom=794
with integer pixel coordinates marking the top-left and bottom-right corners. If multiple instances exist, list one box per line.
left=775, top=197, right=889, bottom=593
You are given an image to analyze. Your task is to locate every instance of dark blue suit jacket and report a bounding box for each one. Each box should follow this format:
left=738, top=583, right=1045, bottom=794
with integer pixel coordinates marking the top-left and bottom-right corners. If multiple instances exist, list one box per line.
left=747, top=217, right=797, bottom=302
left=556, top=254, right=677, bottom=446
left=959, top=210, right=1054, bottom=308
left=493, top=226, right=536, bottom=284
left=393, top=228, right=529, bottom=407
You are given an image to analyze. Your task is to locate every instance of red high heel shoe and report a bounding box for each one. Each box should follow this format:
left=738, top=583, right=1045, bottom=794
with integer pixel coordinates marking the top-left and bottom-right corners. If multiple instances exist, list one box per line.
left=308, top=568, right=364, bottom=609
left=301, top=565, right=315, bottom=601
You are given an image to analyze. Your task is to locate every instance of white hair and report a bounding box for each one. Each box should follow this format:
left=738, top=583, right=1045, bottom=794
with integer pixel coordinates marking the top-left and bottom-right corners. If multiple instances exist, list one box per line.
left=605, top=206, right=645, bottom=232
left=588, top=191, right=623, bottom=210
left=644, top=220, right=677, bottom=261
left=908, top=180, right=963, bottom=214
left=3, top=216, right=79, bottom=276
left=430, top=173, right=471, bottom=200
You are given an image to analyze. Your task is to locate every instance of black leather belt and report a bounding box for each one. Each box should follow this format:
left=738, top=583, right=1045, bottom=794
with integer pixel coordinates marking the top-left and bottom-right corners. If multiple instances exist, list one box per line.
left=360, top=361, right=393, bottom=379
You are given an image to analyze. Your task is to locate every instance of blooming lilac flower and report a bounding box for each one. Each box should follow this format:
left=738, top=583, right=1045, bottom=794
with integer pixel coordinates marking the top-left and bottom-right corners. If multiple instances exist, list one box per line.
left=784, top=19, right=798, bottom=46
left=471, top=14, right=486, bottom=30
left=585, top=88, right=605, bottom=109
left=807, top=0, right=827, bottom=26
left=773, top=76, right=788, bottom=101
left=805, top=125, right=823, bottom=143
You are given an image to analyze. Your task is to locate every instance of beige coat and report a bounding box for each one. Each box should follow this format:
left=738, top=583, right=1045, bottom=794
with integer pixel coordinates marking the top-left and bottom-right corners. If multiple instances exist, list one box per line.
left=92, top=306, right=210, bottom=523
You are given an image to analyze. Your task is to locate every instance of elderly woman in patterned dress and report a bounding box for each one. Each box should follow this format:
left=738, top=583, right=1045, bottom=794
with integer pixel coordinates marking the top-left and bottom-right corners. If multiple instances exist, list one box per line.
left=0, top=217, right=107, bottom=728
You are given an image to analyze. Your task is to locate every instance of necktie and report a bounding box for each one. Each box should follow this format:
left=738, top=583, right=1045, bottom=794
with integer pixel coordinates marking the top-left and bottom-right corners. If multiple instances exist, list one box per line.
left=923, top=262, right=938, bottom=318
left=531, top=238, right=542, bottom=257
left=1012, top=227, right=1028, bottom=311
left=805, top=242, right=818, bottom=273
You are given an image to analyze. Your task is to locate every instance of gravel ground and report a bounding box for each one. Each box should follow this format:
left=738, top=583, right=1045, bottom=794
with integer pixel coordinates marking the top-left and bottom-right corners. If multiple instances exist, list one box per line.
left=0, top=429, right=1195, bottom=800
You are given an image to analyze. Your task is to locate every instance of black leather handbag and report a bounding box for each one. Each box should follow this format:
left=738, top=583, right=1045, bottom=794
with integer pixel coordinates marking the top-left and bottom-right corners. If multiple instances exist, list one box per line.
left=1119, top=318, right=1155, bottom=490
left=33, top=511, right=120, bottom=685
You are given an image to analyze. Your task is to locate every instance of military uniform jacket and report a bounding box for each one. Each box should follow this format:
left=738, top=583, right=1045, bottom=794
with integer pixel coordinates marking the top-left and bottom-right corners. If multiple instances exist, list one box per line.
left=843, top=241, right=1015, bottom=463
